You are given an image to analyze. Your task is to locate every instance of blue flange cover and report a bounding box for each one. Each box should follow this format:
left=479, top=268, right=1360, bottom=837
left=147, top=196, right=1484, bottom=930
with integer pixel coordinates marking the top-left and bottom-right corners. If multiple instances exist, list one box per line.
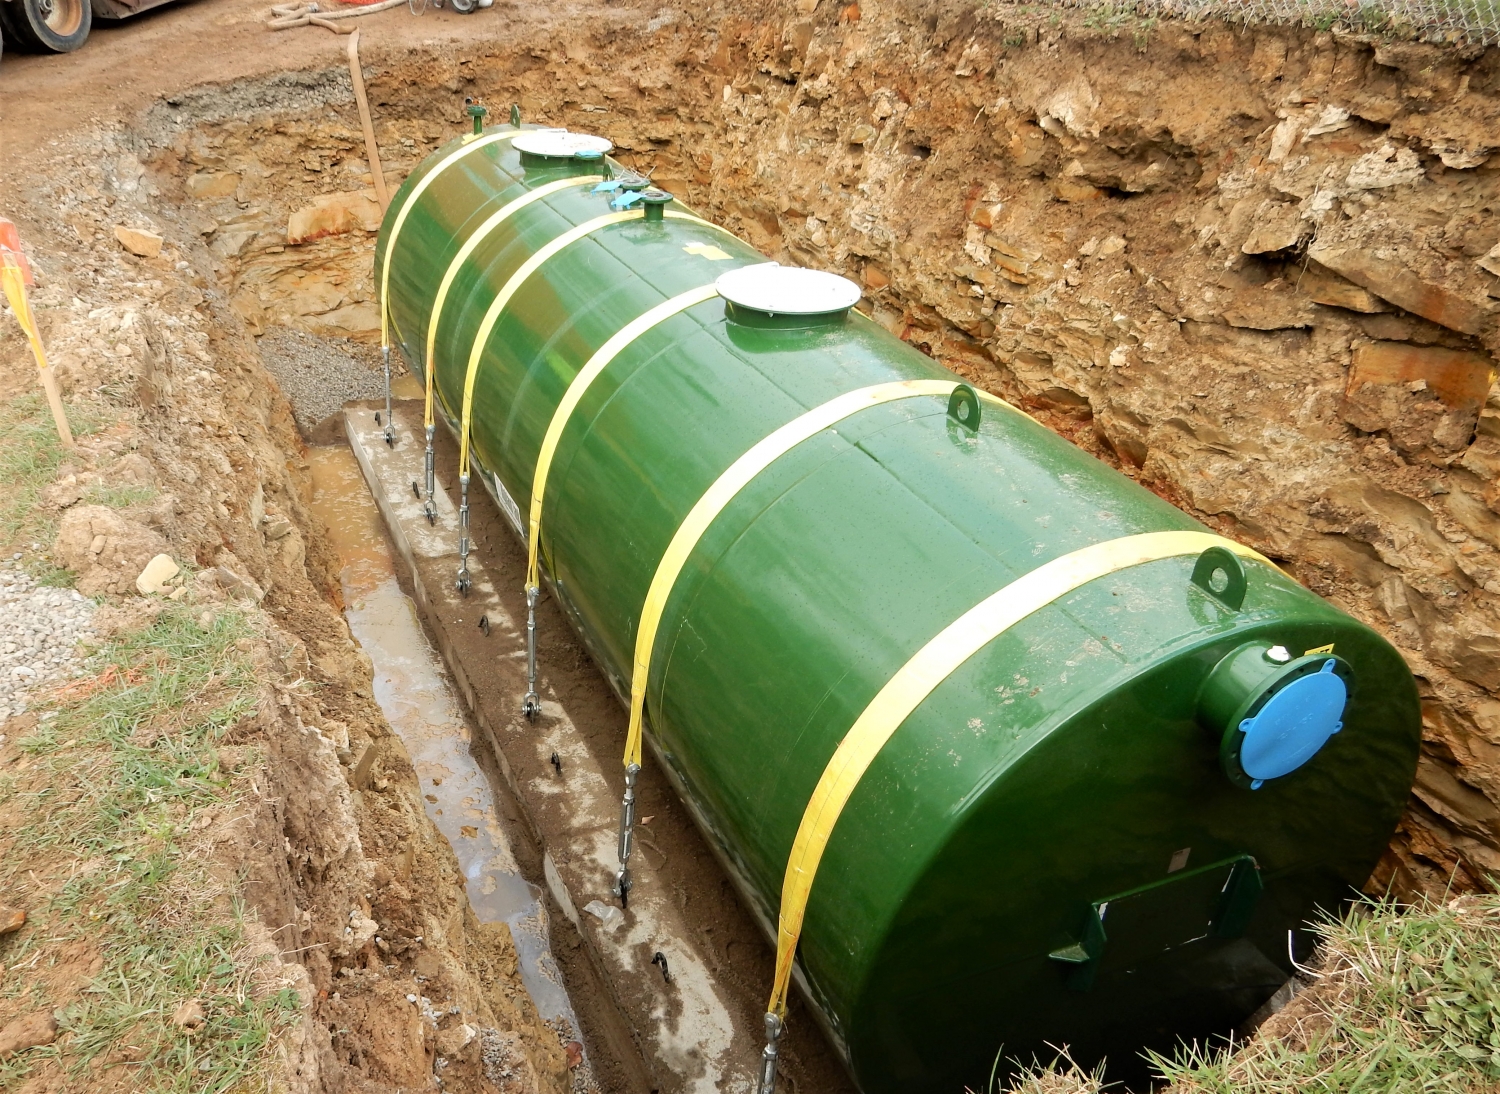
left=1239, top=659, right=1347, bottom=789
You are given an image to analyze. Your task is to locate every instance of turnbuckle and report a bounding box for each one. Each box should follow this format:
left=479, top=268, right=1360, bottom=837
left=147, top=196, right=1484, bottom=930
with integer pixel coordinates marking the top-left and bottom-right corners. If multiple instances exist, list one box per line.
left=423, top=423, right=437, bottom=526
left=523, top=583, right=541, bottom=719
left=456, top=473, right=472, bottom=595
left=757, top=1012, right=783, bottom=1094
left=381, top=344, right=394, bottom=448
left=613, top=762, right=640, bottom=906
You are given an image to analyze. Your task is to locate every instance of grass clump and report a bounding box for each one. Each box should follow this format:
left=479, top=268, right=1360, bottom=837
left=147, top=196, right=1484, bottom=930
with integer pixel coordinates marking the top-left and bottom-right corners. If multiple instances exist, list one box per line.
left=0, top=391, right=100, bottom=546
left=84, top=481, right=159, bottom=510
left=0, top=607, right=299, bottom=1092
left=1155, top=894, right=1500, bottom=1093
left=977, top=895, right=1500, bottom=1093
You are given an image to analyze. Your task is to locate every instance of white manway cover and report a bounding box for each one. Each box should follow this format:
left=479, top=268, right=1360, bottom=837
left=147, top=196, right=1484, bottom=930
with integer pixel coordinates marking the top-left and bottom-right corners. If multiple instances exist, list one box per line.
left=512, top=131, right=613, bottom=158
left=715, top=263, right=862, bottom=316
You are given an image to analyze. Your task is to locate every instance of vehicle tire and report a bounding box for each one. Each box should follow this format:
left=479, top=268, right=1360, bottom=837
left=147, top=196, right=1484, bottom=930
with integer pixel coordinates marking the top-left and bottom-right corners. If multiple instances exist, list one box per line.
left=2, top=0, right=90, bottom=53
left=450, top=0, right=475, bottom=13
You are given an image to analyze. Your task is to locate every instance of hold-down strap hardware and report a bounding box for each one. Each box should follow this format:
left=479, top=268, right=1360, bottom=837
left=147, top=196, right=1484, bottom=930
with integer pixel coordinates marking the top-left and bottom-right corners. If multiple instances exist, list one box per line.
left=377, top=127, right=521, bottom=448
left=616, top=381, right=1015, bottom=904
left=755, top=529, right=1273, bottom=1092
left=419, top=175, right=604, bottom=523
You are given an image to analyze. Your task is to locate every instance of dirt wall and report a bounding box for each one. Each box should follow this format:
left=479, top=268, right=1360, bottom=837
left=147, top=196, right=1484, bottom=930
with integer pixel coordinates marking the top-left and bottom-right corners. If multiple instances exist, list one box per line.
left=0, top=118, right=570, bottom=1092
left=331, top=0, right=1498, bottom=898
left=130, top=2, right=1500, bottom=898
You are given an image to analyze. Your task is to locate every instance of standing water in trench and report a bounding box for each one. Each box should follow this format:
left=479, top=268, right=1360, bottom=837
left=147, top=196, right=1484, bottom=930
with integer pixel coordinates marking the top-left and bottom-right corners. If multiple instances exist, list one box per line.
left=308, top=444, right=580, bottom=1030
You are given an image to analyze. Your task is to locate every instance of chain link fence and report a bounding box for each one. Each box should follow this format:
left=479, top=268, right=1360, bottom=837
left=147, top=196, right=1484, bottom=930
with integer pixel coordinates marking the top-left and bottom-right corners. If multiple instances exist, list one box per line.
left=1029, top=0, right=1499, bottom=47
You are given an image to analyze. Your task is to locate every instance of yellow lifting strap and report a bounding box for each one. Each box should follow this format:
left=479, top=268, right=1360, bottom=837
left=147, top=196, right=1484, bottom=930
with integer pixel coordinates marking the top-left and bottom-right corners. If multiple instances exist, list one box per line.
left=423, top=175, right=604, bottom=431
left=379, top=129, right=521, bottom=353
left=525, top=282, right=722, bottom=593
left=764, top=528, right=1274, bottom=1018
left=455, top=207, right=732, bottom=480
left=623, top=380, right=1028, bottom=772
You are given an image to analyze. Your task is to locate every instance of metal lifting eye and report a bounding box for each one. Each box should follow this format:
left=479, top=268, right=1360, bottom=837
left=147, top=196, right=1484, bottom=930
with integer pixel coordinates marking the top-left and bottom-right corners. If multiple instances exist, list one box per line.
left=1191, top=546, right=1246, bottom=611
left=947, top=384, right=981, bottom=431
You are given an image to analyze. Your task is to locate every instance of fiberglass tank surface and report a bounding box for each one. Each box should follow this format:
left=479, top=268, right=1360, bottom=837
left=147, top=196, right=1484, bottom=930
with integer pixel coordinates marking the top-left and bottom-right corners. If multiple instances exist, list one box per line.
left=375, top=123, right=1421, bottom=1092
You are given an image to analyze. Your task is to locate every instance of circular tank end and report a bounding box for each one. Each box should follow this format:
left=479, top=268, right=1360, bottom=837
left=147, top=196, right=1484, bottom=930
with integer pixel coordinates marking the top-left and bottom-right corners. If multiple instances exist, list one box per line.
left=513, top=130, right=614, bottom=159
left=716, top=264, right=862, bottom=329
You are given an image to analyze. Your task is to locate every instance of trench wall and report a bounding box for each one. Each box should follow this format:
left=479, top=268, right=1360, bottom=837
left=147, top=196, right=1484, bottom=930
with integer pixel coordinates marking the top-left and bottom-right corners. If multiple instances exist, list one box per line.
left=148, top=2, right=1500, bottom=898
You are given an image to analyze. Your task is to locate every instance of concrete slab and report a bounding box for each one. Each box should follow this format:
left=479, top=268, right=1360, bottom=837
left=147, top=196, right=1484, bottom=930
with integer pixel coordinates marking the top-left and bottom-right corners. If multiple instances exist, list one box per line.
left=343, top=402, right=854, bottom=1094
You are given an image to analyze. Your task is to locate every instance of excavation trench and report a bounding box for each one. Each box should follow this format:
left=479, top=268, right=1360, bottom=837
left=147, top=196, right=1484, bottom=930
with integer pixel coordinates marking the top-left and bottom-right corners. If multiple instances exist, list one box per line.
left=305, top=440, right=579, bottom=1032
left=39, top=4, right=1500, bottom=1089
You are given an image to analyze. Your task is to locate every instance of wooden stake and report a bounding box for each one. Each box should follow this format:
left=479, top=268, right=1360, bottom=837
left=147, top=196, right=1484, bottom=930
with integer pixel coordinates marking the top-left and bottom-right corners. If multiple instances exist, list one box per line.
left=1, top=254, right=74, bottom=449
left=348, top=29, right=390, bottom=212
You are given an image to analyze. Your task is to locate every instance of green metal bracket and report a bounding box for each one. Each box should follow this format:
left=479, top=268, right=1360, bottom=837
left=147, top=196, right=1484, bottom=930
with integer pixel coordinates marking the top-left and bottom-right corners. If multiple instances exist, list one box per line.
left=947, top=384, right=981, bottom=431
left=1049, top=854, right=1263, bottom=992
left=1047, top=902, right=1107, bottom=992
left=1212, top=856, right=1265, bottom=938
left=1191, top=546, right=1247, bottom=611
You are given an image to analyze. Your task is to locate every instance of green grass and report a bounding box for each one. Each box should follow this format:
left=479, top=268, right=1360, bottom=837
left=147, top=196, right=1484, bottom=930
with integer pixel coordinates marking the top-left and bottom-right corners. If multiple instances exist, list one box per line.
left=981, top=895, right=1500, bottom=1093
left=0, top=608, right=298, bottom=1092
left=83, top=482, right=160, bottom=510
left=0, top=392, right=101, bottom=546
left=1154, top=894, right=1500, bottom=1093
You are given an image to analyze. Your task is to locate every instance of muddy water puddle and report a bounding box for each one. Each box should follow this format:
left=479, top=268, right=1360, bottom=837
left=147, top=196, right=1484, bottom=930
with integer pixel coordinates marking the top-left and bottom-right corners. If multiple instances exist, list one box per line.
left=308, top=444, right=578, bottom=1026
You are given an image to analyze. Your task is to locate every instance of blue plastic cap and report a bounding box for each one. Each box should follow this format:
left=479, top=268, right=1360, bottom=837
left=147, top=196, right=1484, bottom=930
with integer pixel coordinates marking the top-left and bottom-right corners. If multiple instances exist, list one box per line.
left=1239, top=660, right=1346, bottom=787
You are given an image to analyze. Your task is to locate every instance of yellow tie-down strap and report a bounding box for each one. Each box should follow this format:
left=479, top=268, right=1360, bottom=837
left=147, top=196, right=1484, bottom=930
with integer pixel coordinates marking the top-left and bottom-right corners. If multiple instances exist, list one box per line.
left=765, top=528, right=1273, bottom=1018
left=456, top=207, right=734, bottom=477
left=525, top=283, right=724, bottom=591
left=624, top=380, right=1029, bottom=772
left=379, top=128, right=521, bottom=351
left=423, top=175, right=604, bottom=430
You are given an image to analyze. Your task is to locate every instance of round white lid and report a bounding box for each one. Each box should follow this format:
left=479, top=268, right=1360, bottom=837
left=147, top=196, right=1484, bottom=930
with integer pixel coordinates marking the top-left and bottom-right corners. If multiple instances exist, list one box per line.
left=513, top=131, right=614, bottom=158
left=715, top=263, right=862, bottom=316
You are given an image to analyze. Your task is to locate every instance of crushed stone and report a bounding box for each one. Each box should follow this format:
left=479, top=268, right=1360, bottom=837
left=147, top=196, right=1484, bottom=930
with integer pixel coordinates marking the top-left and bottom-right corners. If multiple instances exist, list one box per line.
left=256, top=326, right=387, bottom=434
left=0, top=564, right=97, bottom=722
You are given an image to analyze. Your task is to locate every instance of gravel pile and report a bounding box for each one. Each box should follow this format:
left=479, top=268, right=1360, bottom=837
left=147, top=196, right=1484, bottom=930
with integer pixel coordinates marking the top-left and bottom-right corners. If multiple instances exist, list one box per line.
left=257, top=326, right=388, bottom=434
left=0, top=563, right=97, bottom=722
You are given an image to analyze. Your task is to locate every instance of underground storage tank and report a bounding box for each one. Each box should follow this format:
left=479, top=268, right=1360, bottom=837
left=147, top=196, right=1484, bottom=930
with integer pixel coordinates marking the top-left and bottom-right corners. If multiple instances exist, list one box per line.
left=374, top=119, right=1421, bottom=1092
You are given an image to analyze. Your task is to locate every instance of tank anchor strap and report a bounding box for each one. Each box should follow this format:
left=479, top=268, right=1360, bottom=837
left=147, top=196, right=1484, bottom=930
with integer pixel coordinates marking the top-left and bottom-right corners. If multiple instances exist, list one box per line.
left=423, top=423, right=437, bottom=526
left=378, top=128, right=523, bottom=369
left=419, top=174, right=607, bottom=520
left=757, top=1012, right=783, bottom=1094
left=456, top=472, right=472, bottom=595
left=759, top=530, right=1276, bottom=1038
left=621, top=380, right=1023, bottom=778
left=613, top=761, right=640, bottom=905
left=518, top=282, right=726, bottom=735
left=522, top=584, right=540, bottom=719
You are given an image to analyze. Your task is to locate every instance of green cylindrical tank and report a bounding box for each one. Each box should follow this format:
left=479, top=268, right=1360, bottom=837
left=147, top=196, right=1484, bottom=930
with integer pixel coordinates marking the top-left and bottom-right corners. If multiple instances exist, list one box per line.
left=375, top=124, right=1420, bottom=1092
